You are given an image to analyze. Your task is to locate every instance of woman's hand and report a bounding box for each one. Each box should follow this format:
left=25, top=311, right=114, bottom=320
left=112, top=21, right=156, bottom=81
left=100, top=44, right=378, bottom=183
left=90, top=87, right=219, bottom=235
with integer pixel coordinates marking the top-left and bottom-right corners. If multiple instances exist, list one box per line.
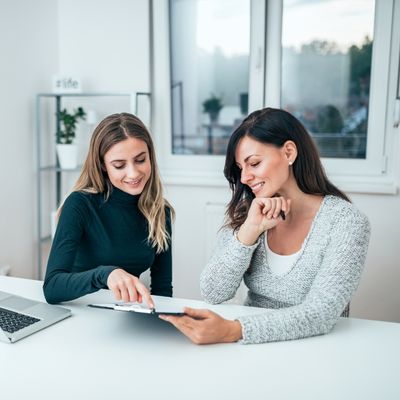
left=237, top=196, right=291, bottom=246
left=159, top=307, right=242, bottom=344
left=107, top=268, right=154, bottom=308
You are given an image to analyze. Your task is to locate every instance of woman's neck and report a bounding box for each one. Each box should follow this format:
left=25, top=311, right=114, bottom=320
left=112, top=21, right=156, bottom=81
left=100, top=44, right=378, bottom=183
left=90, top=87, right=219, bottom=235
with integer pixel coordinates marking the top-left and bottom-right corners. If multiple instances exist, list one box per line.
left=277, top=183, right=323, bottom=221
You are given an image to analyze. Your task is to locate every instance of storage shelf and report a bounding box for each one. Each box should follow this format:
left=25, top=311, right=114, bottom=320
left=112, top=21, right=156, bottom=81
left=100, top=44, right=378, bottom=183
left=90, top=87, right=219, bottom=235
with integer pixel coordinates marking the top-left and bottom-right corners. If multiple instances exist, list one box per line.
left=37, top=92, right=136, bottom=97
left=36, top=91, right=150, bottom=279
left=40, top=165, right=83, bottom=172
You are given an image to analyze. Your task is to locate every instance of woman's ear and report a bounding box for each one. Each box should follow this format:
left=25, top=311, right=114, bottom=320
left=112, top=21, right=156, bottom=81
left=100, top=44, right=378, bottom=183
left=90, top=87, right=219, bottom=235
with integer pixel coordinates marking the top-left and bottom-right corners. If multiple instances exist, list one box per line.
left=283, top=140, right=297, bottom=165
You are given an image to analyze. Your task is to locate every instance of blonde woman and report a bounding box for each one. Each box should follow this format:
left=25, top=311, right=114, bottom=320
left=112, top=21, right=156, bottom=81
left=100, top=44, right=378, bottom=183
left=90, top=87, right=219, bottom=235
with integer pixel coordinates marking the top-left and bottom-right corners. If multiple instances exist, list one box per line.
left=43, top=113, right=174, bottom=306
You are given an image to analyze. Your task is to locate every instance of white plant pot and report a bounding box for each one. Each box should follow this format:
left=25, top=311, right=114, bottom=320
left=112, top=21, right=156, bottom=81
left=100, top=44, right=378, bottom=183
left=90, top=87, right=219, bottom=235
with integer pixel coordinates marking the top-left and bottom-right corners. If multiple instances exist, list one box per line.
left=56, top=144, right=78, bottom=169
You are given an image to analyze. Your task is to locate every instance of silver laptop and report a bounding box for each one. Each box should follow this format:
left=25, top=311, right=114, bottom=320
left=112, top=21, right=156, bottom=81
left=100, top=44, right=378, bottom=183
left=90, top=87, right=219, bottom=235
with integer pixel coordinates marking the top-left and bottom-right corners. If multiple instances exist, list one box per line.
left=0, top=290, right=71, bottom=343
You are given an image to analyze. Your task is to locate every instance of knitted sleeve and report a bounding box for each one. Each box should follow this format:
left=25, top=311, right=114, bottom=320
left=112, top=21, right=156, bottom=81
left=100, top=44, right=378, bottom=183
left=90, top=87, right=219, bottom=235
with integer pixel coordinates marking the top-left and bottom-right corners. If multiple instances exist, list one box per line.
left=200, top=228, right=260, bottom=304
left=237, top=208, right=370, bottom=344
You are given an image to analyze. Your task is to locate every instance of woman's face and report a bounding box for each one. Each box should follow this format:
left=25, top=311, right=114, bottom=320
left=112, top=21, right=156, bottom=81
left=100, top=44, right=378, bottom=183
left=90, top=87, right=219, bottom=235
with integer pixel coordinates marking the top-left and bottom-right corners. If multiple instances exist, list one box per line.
left=103, top=137, right=151, bottom=196
left=235, top=136, right=294, bottom=198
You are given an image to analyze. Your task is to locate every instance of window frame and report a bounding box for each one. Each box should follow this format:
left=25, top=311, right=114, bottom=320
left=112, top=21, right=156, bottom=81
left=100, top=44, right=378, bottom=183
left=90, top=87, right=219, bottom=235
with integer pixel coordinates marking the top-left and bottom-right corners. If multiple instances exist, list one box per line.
left=151, top=0, right=266, bottom=186
left=151, top=0, right=399, bottom=193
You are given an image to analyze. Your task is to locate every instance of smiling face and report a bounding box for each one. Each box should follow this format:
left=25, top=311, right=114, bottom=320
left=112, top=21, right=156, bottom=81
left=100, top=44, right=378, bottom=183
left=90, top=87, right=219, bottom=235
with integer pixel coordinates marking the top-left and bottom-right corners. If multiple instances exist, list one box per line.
left=235, top=136, right=297, bottom=198
left=103, top=137, right=151, bottom=196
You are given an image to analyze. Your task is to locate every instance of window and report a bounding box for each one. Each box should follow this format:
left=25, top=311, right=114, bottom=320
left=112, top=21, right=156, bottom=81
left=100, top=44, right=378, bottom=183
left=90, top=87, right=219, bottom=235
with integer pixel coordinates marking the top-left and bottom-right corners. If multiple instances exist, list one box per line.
left=170, top=0, right=251, bottom=155
left=281, top=0, right=375, bottom=159
left=151, top=0, right=399, bottom=192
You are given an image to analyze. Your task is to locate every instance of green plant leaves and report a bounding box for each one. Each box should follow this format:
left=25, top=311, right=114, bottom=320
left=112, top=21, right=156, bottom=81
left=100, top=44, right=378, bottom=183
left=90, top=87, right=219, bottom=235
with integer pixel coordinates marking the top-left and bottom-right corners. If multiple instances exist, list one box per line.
left=56, top=107, right=87, bottom=144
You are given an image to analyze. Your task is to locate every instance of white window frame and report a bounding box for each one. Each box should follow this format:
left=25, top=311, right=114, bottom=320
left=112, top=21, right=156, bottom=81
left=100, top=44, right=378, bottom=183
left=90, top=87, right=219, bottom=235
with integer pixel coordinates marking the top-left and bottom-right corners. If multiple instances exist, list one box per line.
left=151, top=0, right=400, bottom=194
left=151, top=0, right=266, bottom=186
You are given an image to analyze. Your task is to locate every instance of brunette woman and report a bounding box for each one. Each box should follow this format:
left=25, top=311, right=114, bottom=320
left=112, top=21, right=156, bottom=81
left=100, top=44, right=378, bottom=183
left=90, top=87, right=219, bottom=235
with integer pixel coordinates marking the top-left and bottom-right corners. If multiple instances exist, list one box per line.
left=160, top=108, right=370, bottom=344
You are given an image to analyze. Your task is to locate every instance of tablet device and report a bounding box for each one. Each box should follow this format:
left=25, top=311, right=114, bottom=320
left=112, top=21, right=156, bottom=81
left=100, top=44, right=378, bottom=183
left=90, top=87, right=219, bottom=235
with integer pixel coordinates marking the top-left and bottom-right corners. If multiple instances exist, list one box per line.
left=88, top=302, right=184, bottom=316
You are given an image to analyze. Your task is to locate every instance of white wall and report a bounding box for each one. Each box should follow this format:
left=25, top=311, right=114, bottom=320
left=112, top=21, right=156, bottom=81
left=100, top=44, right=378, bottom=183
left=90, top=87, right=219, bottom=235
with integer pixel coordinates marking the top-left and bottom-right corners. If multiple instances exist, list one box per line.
left=0, top=0, right=59, bottom=278
left=57, top=0, right=150, bottom=93
left=350, top=192, right=400, bottom=322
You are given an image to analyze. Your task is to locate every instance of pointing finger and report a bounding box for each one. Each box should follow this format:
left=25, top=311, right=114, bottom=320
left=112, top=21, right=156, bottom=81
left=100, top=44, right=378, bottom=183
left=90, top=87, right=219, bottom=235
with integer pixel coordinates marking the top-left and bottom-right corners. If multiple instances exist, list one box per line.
left=135, top=282, right=155, bottom=309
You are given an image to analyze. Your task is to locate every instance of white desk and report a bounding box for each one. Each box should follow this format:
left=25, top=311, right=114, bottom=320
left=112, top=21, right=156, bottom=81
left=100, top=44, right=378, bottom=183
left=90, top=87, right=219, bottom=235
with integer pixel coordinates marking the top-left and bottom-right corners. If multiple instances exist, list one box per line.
left=1, top=276, right=399, bottom=400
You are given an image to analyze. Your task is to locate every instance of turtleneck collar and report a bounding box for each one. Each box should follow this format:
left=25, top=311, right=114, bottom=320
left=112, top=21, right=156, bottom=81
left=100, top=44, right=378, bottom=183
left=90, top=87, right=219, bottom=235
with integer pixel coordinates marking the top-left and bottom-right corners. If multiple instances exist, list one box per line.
left=106, top=185, right=140, bottom=207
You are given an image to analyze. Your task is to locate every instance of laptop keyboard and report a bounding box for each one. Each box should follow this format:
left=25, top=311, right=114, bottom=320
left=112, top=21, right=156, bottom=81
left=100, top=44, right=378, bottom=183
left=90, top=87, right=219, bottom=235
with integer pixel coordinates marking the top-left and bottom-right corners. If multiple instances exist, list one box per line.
left=0, top=307, right=40, bottom=334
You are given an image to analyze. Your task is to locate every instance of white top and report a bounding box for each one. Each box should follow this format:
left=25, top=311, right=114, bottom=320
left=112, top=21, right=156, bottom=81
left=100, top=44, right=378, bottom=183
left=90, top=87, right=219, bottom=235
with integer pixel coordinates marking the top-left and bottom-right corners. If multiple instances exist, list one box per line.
left=265, top=233, right=302, bottom=276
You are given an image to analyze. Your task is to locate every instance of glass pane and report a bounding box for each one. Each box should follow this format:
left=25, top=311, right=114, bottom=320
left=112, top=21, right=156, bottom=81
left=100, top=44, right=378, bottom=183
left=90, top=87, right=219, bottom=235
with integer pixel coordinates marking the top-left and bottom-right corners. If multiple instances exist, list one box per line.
left=170, top=0, right=250, bottom=155
left=281, top=0, right=375, bottom=158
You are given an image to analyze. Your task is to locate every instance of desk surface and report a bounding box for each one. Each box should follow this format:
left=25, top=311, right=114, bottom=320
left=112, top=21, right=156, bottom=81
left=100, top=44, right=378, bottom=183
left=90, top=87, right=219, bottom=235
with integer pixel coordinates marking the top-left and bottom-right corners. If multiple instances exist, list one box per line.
left=1, top=276, right=399, bottom=400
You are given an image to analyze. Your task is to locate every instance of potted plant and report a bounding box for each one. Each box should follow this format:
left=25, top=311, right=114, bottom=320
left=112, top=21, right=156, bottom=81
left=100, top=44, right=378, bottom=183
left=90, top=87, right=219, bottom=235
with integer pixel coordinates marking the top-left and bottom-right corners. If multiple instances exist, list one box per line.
left=56, top=107, right=86, bottom=169
left=202, top=94, right=223, bottom=123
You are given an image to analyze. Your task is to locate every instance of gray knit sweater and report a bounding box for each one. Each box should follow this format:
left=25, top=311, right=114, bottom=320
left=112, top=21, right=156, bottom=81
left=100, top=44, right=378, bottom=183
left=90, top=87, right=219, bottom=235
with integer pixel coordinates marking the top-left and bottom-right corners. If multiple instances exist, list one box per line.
left=200, top=196, right=370, bottom=344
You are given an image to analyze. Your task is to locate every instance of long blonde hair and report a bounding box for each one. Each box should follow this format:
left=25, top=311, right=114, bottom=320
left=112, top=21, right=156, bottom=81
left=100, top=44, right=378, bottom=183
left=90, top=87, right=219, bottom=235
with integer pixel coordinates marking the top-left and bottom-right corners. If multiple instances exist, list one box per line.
left=66, top=112, right=174, bottom=253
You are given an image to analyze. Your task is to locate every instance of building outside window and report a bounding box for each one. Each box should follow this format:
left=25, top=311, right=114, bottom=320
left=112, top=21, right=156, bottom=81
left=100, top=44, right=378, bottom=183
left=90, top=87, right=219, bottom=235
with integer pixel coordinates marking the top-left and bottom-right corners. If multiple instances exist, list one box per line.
left=281, top=0, right=375, bottom=159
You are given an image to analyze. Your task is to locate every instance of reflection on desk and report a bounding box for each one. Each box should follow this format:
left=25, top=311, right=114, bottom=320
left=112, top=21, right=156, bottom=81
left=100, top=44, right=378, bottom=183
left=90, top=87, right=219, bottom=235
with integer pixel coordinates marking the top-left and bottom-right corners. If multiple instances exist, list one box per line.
left=1, top=276, right=399, bottom=400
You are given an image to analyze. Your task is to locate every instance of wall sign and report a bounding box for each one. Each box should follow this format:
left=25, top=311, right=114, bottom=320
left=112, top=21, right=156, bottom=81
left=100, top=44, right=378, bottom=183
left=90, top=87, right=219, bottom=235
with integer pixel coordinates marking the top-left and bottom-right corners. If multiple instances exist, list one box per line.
left=52, top=75, right=82, bottom=93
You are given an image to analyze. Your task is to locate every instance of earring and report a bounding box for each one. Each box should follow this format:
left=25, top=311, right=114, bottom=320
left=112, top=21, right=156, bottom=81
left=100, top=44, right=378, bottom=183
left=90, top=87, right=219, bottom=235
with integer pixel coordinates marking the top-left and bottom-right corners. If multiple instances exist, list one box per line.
left=289, top=160, right=293, bottom=166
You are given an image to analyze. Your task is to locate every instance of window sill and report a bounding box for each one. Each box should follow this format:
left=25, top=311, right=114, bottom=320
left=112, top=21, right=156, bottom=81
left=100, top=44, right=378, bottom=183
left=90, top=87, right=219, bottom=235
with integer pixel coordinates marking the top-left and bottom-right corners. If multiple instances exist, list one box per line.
left=161, top=169, right=226, bottom=187
left=161, top=169, right=398, bottom=194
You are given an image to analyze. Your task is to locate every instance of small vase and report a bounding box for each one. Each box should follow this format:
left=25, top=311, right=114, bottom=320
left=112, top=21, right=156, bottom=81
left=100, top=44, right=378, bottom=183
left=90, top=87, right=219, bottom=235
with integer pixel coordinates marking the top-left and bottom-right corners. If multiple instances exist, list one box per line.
left=56, top=144, right=78, bottom=169
left=208, top=111, right=220, bottom=124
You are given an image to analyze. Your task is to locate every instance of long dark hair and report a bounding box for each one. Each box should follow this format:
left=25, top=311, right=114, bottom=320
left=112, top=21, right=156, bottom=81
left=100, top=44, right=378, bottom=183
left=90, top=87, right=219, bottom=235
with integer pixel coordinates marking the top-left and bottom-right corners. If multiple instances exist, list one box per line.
left=224, top=107, right=349, bottom=230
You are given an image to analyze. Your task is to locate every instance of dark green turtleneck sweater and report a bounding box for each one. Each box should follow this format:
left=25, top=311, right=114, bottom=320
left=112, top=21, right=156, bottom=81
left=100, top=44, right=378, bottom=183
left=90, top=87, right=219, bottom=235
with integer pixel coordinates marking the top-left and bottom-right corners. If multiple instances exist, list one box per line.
left=43, top=186, right=172, bottom=304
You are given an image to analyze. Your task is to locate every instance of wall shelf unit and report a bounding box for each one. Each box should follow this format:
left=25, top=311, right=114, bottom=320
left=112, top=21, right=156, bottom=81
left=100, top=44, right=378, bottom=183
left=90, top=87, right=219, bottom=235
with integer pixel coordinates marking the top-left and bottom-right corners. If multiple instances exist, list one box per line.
left=35, top=92, right=150, bottom=279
